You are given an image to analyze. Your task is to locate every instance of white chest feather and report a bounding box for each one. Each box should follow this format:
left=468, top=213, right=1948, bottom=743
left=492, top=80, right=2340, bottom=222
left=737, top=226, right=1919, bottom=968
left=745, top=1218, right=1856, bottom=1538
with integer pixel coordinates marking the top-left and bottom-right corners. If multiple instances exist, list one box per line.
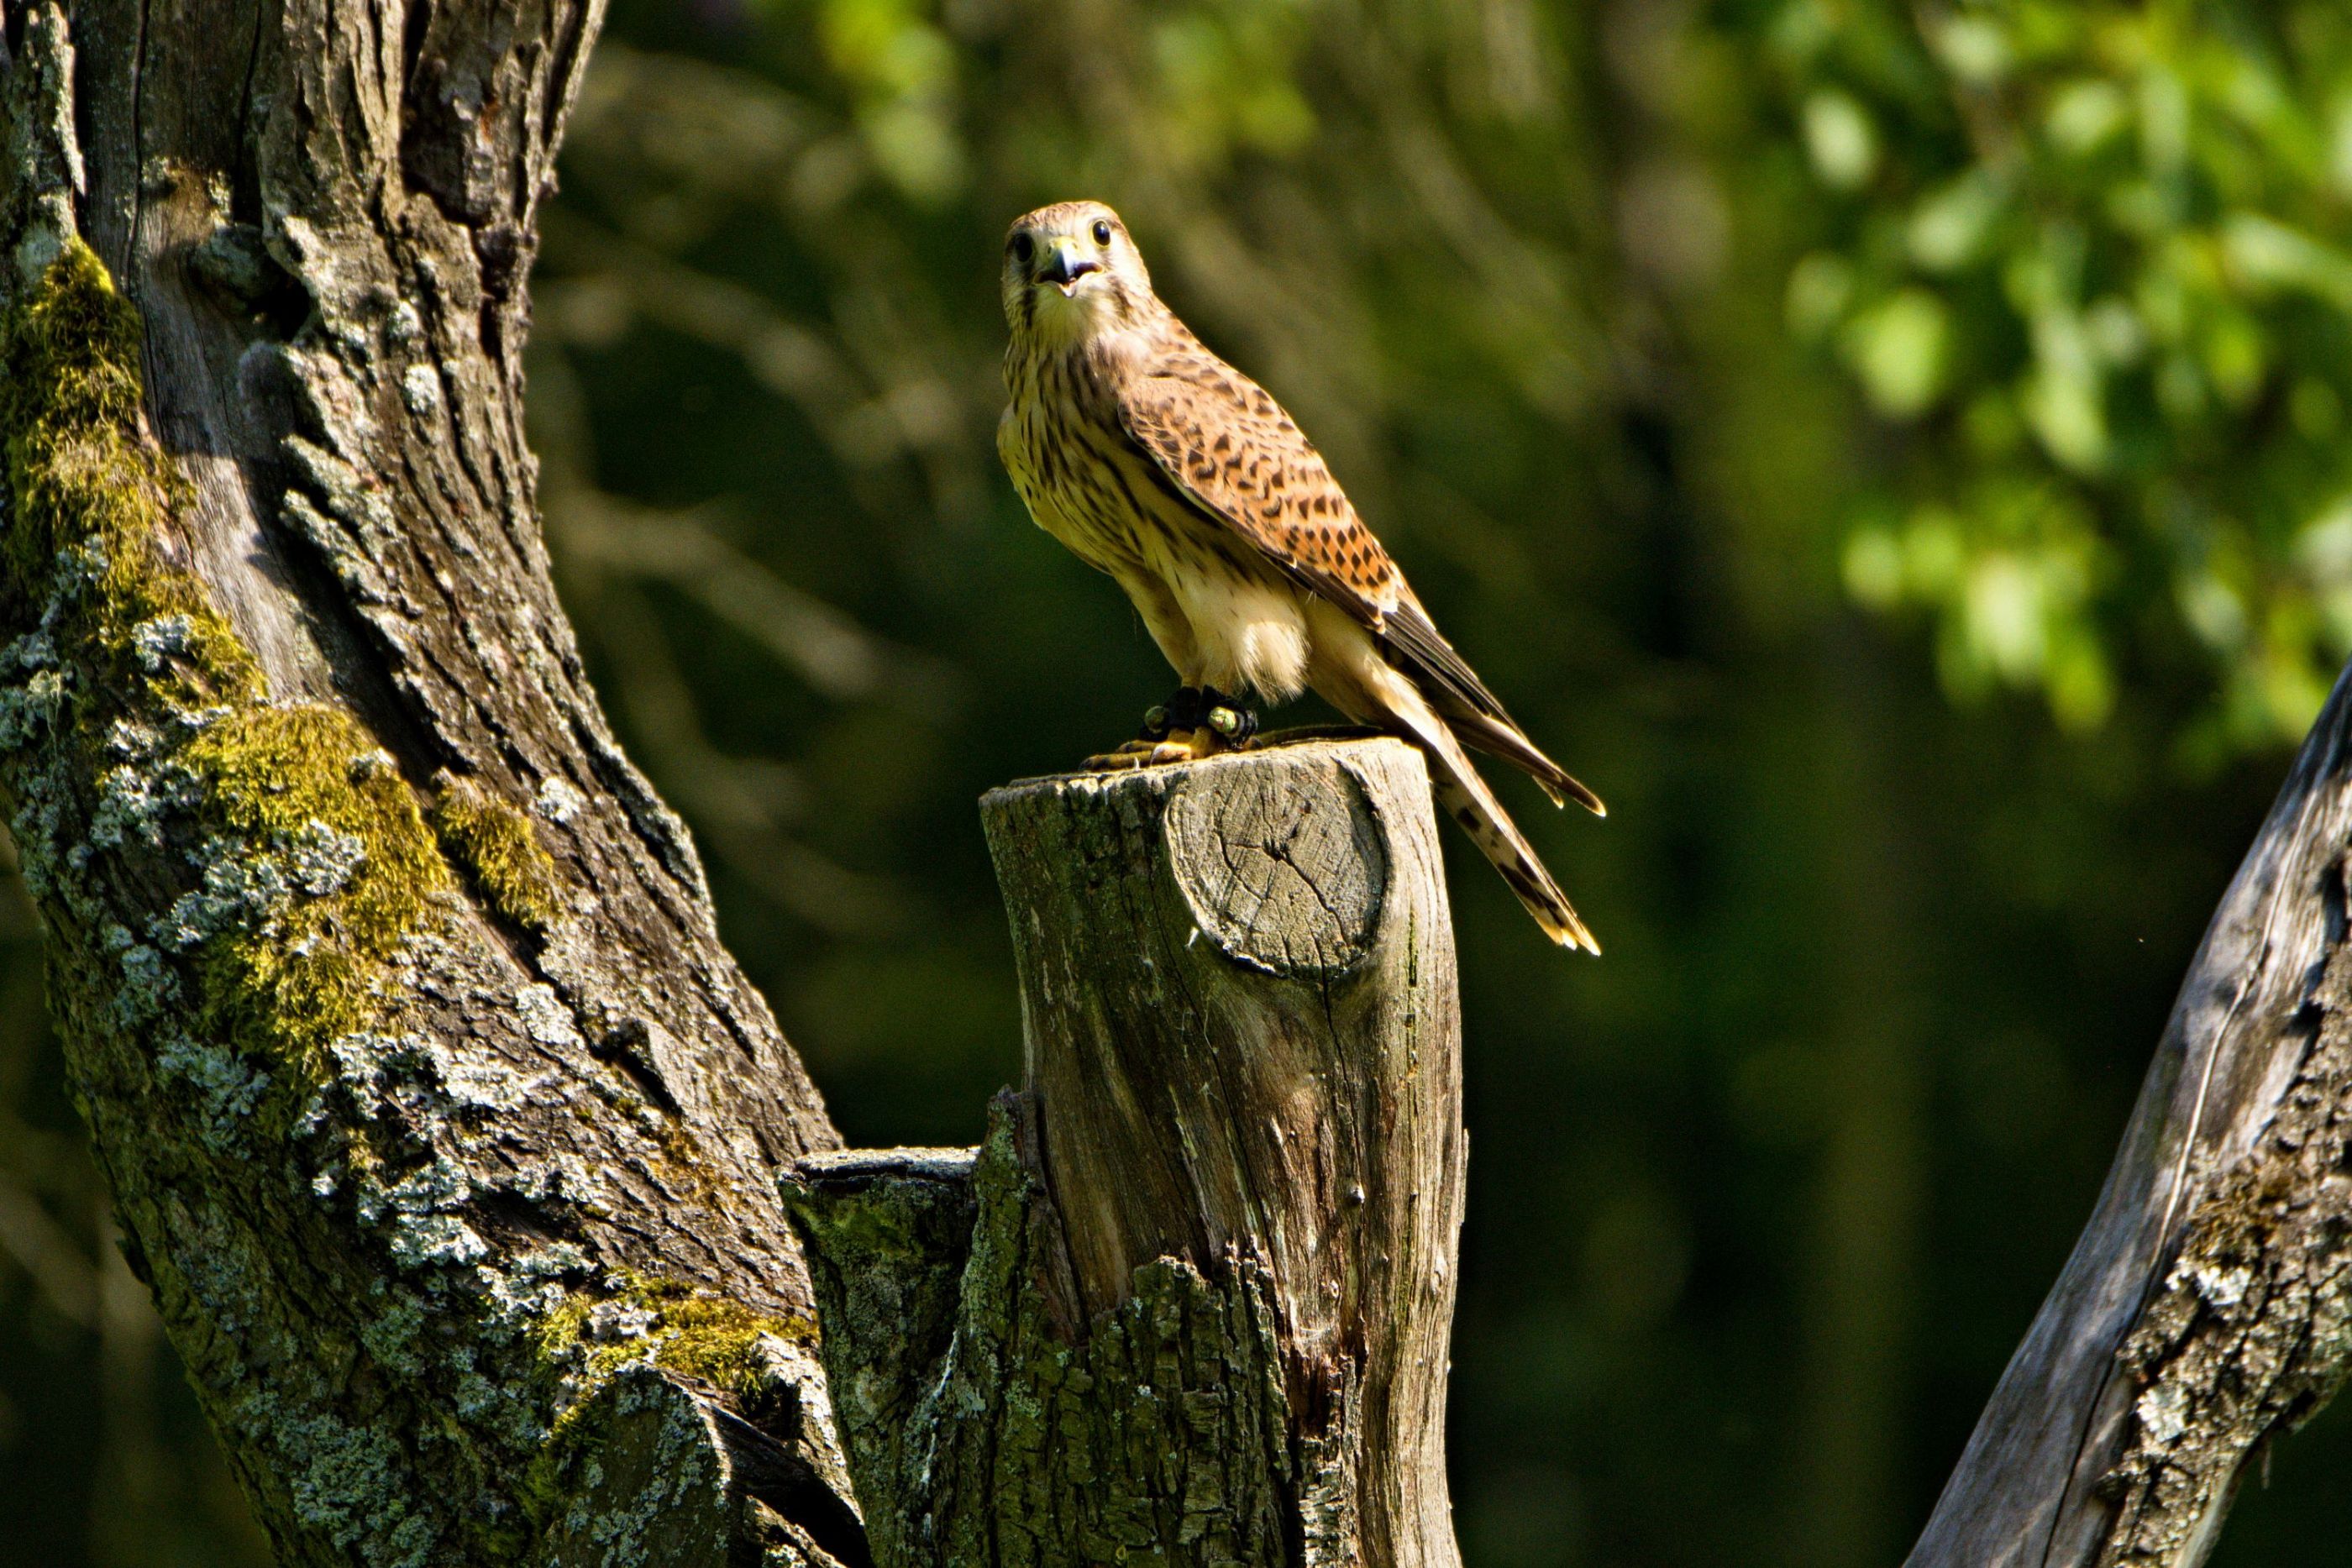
left=1165, top=559, right=1312, bottom=700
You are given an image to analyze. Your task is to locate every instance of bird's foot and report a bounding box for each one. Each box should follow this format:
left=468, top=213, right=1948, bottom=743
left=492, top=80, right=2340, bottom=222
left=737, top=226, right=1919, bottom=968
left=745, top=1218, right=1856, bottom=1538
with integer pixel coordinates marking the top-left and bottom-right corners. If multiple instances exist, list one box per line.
left=1138, top=686, right=1203, bottom=740
left=1139, top=685, right=1256, bottom=746
left=1083, top=687, right=1258, bottom=771
left=1083, top=733, right=1207, bottom=770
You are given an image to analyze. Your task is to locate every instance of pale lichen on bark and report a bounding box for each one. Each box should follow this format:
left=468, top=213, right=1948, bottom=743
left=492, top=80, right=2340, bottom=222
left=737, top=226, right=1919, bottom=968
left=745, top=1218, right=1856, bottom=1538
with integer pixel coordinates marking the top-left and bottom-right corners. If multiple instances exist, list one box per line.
left=0, top=5, right=864, bottom=1563
left=2090, top=928, right=2352, bottom=1565
left=1913, top=670, right=2352, bottom=1567
left=0, top=230, right=848, bottom=1566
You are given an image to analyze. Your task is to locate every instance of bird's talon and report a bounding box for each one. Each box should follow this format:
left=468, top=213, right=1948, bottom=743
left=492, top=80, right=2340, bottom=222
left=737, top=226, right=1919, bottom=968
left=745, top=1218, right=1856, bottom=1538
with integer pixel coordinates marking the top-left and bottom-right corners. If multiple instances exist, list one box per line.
left=1082, top=737, right=1163, bottom=771
left=1080, top=726, right=1222, bottom=771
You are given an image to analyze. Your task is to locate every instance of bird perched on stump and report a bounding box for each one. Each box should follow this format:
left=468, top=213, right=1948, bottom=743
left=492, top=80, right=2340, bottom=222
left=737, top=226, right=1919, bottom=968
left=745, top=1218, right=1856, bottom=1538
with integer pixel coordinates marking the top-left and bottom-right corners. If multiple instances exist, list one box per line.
left=997, top=199, right=1604, bottom=952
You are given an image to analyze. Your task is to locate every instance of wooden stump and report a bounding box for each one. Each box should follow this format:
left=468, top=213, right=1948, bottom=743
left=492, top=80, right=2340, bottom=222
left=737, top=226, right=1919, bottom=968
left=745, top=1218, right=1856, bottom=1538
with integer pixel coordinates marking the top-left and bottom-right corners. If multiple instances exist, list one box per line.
left=785, top=738, right=1466, bottom=1567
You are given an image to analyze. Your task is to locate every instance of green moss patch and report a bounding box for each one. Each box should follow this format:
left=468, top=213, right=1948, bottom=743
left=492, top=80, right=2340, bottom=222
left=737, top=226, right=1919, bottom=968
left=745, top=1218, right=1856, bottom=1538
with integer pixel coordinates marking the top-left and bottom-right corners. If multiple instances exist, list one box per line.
left=177, top=708, right=450, bottom=1068
left=0, top=240, right=153, bottom=570
left=0, top=243, right=457, bottom=1101
left=521, top=1273, right=818, bottom=1533
left=650, top=1287, right=815, bottom=1403
left=429, top=774, right=563, bottom=931
left=536, top=1272, right=816, bottom=1404
left=0, top=242, right=260, bottom=709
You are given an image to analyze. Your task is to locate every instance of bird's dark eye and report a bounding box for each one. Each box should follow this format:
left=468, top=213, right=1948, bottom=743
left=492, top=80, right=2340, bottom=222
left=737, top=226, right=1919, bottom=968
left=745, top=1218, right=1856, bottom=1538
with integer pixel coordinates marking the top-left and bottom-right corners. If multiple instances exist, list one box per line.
left=1011, top=233, right=1034, bottom=265
left=1092, top=219, right=1114, bottom=246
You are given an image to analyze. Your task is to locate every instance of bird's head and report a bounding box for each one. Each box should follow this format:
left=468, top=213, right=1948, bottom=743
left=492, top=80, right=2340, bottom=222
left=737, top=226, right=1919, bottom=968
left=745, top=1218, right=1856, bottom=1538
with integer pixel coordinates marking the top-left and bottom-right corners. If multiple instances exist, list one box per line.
left=1002, top=200, right=1154, bottom=345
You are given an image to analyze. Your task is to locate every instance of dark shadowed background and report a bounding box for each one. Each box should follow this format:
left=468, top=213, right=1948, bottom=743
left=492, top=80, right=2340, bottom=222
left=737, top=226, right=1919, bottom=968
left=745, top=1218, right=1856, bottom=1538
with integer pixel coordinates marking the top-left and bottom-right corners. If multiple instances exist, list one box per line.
left=8, top=1, right=2352, bottom=1562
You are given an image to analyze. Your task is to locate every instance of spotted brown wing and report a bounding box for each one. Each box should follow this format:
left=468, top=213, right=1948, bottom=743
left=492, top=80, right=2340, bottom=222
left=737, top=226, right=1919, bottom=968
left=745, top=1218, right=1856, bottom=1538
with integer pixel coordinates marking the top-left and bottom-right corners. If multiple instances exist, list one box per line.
left=1115, top=344, right=1519, bottom=727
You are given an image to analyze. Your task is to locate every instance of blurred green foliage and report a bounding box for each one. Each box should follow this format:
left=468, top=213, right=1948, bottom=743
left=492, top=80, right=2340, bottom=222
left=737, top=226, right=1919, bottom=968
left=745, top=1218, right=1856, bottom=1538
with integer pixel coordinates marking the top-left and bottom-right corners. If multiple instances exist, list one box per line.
left=8, top=2, right=2352, bottom=1565
left=1785, top=2, right=2352, bottom=754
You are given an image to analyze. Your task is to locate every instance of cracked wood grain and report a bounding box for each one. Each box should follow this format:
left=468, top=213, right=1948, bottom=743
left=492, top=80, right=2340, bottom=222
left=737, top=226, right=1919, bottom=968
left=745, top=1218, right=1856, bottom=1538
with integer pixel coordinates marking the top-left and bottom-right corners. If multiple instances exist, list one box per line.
left=1911, top=658, right=2352, bottom=1568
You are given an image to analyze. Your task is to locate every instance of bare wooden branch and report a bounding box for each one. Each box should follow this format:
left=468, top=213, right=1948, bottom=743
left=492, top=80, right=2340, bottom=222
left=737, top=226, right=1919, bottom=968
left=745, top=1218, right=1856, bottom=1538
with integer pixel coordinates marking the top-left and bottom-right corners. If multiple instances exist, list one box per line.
left=787, top=738, right=1467, bottom=1567
left=1912, top=661, right=2352, bottom=1567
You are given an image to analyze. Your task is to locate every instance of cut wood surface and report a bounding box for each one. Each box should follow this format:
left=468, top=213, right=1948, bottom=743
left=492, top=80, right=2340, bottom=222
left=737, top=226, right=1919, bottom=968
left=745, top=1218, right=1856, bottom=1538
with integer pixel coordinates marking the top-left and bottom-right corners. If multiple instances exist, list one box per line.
left=788, top=737, right=1467, bottom=1566
left=1912, top=660, right=2352, bottom=1566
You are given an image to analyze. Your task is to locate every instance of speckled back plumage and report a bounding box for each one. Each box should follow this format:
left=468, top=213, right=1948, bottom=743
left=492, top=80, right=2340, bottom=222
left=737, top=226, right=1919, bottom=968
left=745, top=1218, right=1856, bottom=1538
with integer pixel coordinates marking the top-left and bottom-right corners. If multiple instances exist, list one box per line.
left=1000, top=199, right=1604, bottom=950
left=1118, top=326, right=1401, bottom=604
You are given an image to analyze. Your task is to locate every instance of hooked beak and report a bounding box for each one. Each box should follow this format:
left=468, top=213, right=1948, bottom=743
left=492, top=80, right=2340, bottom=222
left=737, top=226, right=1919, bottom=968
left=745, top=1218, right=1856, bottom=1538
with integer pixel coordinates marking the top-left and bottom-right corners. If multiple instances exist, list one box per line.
left=1037, top=235, right=1100, bottom=294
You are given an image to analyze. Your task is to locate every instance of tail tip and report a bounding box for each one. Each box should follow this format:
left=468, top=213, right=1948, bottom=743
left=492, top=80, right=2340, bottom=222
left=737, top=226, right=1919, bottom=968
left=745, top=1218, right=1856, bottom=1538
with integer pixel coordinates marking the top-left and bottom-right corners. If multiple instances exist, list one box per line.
left=1551, top=919, right=1602, bottom=956
left=1552, top=772, right=1606, bottom=818
left=1533, top=774, right=1606, bottom=818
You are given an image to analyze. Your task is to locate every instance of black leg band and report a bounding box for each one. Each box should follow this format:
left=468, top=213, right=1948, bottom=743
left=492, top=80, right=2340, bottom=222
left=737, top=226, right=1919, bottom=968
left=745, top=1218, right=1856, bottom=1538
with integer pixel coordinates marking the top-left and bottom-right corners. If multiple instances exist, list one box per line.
left=1143, top=686, right=1207, bottom=739
left=1200, top=687, right=1259, bottom=744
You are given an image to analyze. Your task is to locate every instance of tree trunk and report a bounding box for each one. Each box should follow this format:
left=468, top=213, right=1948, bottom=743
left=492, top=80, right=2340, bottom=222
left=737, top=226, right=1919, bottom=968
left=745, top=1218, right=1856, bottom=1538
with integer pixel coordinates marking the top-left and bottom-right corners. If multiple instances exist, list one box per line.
left=1911, top=658, right=2352, bottom=1566
left=785, top=738, right=1466, bottom=1567
left=0, top=10, right=1478, bottom=1566
left=0, top=5, right=862, bottom=1563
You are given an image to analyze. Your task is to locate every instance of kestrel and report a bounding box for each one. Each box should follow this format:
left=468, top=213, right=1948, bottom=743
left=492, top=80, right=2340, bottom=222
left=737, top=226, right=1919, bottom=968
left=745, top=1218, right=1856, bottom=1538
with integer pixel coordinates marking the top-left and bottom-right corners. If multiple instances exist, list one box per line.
left=998, top=200, right=1604, bottom=952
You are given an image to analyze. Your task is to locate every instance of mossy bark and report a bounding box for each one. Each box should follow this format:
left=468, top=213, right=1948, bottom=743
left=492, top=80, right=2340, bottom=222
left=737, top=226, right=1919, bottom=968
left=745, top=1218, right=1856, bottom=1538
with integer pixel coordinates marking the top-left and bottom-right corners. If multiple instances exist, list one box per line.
left=790, top=1109, right=1329, bottom=1568
left=0, top=8, right=859, bottom=1565
left=2, top=11, right=1489, bottom=1568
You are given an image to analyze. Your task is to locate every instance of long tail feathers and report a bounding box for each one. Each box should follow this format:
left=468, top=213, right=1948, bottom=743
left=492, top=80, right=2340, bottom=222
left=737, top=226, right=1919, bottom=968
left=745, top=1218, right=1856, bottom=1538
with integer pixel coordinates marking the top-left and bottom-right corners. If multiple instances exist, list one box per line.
left=1432, top=770, right=1600, bottom=953
left=1405, top=713, right=1600, bottom=954
left=1446, top=707, right=1607, bottom=817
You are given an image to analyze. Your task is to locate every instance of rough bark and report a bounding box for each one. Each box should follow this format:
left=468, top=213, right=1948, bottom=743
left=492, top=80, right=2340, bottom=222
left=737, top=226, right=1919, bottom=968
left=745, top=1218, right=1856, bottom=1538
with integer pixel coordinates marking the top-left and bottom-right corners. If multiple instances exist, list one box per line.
left=0, top=5, right=862, bottom=1563
left=1911, top=658, right=2352, bottom=1566
left=786, top=739, right=1467, bottom=1568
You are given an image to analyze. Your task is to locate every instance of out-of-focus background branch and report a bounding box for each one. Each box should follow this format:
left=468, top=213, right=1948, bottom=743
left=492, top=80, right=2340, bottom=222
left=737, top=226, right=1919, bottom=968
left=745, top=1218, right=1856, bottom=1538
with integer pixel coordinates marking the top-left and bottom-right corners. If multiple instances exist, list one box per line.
left=10, top=0, right=2352, bottom=1562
